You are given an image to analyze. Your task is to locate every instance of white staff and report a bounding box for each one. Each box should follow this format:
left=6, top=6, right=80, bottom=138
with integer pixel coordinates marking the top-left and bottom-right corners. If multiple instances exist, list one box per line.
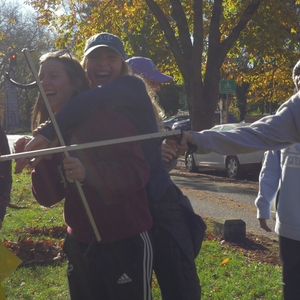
left=1, top=130, right=182, bottom=161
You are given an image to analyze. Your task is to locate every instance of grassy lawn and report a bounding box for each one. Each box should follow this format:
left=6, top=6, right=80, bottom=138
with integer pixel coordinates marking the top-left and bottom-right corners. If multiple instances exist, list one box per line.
left=1, top=163, right=282, bottom=299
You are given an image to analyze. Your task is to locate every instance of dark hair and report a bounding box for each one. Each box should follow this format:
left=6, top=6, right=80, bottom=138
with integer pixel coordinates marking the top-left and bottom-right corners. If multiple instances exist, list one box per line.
left=31, top=53, right=90, bottom=131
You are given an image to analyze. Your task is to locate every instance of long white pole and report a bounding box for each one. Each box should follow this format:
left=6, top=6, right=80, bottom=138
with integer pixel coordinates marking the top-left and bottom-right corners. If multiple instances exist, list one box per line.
left=1, top=130, right=182, bottom=162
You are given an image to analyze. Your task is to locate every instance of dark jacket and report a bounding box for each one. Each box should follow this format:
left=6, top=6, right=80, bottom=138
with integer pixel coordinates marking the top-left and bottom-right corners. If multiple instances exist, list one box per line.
left=38, top=75, right=206, bottom=250
left=39, top=76, right=174, bottom=203
left=37, top=76, right=206, bottom=298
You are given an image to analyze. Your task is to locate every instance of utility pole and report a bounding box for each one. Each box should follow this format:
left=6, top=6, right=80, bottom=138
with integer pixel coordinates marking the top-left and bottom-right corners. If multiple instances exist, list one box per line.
left=5, top=51, right=20, bottom=132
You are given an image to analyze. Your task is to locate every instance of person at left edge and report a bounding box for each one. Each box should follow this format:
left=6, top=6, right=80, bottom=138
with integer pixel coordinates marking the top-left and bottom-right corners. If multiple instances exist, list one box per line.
left=30, top=51, right=153, bottom=300
left=0, top=124, right=12, bottom=230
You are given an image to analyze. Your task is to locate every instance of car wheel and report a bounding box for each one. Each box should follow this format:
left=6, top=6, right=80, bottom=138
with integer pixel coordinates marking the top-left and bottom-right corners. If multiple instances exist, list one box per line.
left=185, top=152, right=198, bottom=172
left=226, top=156, right=242, bottom=179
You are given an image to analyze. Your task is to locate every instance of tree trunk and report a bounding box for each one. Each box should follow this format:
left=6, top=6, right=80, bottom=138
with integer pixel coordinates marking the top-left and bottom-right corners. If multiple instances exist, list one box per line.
left=146, top=0, right=262, bottom=132
left=236, top=82, right=250, bottom=121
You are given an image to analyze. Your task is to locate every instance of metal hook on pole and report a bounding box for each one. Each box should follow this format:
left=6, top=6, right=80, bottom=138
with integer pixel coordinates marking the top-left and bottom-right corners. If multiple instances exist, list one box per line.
left=6, top=49, right=37, bottom=90
left=5, top=72, right=37, bottom=90
left=22, top=48, right=101, bottom=242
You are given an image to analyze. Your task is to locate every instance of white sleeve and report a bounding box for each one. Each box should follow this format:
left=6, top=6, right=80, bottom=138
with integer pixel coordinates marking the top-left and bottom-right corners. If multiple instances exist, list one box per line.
left=254, top=150, right=281, bottom=219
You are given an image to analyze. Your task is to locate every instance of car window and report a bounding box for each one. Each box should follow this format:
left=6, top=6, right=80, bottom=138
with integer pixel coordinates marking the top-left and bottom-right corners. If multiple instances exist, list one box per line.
left=176, top=115, right=189, bottom=122
left=222, top=125, right=235, bottom=131
left=164, top=117, right=174, bottom=122
left=211, top=125, right=222, bottom=131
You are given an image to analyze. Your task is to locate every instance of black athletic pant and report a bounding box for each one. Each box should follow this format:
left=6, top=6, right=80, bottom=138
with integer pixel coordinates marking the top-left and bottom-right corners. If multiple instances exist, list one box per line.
left=279, top=235, right=300, bottom=300
left=151, top=185, right=201, bottom=300
left=63, top=231, right=153, bottom=300
left=152, top=223, right=201, bottom=300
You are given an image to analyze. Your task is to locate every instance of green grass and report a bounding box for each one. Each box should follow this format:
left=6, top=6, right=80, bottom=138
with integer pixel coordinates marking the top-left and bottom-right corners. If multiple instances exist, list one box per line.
left=198, top=241, right=282, bottom=299
left=1, top=163, right=282, bottom=299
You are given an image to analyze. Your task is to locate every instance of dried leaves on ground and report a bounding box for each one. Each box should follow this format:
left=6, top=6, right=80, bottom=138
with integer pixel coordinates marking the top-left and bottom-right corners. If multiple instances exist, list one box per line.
left=3, top=224, right=280, bottom=267
left=3, top=225, right=67, bottom=265
left=205, top=231, right=280, bottom=266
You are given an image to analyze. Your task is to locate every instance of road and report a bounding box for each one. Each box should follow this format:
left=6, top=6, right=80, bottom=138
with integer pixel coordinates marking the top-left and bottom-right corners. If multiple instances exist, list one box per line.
left=170, top=160, right=278, bottom=240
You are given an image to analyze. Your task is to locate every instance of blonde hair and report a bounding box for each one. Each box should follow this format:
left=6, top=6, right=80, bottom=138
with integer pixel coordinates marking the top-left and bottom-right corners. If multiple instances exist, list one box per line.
left=143, top=81, right=165, bottom=131
left=126, top=69, right=165, bottom=131
left=31, top=52, right=90, bottom=131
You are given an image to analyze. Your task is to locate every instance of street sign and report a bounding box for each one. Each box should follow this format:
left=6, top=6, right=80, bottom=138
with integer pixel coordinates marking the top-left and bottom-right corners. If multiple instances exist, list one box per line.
left=219, top=80, right=236, bottom=94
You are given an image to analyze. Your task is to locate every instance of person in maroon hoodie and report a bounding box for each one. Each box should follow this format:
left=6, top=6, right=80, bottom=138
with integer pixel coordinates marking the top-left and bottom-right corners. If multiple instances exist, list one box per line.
left=30, top=50, right=153, bottom=300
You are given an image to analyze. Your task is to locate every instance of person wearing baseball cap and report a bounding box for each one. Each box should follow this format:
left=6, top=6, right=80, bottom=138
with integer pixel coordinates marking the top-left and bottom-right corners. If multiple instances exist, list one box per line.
left=126, top=56, right=172, bottom=92
left=82, top=32, right=129, bottom=87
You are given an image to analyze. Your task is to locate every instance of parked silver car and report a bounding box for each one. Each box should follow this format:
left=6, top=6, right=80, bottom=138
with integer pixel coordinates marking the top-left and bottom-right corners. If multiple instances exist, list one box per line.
left=184, top=123, right=265, bottom=179
left=172, top=112, right=237, bottom=131
left=163, top=114, right=190, bottom=131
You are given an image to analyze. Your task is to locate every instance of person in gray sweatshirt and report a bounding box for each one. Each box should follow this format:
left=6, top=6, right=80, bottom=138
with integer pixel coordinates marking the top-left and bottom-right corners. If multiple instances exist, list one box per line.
left=255, top=60, right=300, bottom=300
left=175, top=61, right=300, bottom=300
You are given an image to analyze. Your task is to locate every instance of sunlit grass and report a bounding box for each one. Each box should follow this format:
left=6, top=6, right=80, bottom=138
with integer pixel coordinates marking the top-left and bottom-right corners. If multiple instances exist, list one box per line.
left=1, top=163, right=282, bottom=299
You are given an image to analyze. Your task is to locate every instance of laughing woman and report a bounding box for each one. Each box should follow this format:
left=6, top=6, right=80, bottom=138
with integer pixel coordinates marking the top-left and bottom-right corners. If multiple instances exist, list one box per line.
left=30, top=51, right=153, bottom=300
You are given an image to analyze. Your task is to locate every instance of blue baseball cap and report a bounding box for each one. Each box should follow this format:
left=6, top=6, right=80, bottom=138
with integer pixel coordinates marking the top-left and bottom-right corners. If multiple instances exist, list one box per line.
left=126, top=56, right=172, bottom=83
left=84, top=32, right=126, bottom=59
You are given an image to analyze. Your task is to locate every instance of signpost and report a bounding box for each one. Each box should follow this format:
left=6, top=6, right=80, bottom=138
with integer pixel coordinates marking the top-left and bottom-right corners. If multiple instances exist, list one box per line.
left=219, top=80, right=236, bottom=94
left=219, top=80, right=236, bottom=124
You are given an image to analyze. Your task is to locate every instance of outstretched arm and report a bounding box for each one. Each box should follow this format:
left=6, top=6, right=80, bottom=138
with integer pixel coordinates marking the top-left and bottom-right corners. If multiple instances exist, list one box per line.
left=179, top=96, right=300, bottom=155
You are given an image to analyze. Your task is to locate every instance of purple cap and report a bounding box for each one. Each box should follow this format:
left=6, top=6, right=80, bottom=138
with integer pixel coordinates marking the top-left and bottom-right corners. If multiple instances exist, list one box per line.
left=84, top=32, right=126, bottom=59
left=126, top=56, right=172, bottom=83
